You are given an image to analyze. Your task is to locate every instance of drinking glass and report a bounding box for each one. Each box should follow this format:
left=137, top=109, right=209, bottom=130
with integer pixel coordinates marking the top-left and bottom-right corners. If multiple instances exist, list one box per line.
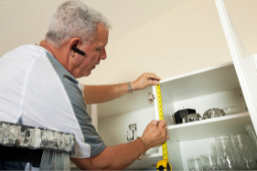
left=230, top=133, right=256, bottom=170
left=245, top=125, right=257, bottom=147
left=245, top=124, right=257, bottom=168
left=209, top=143, right=223, bottom=170
left=187, top=156, right=203, bottom=171
left=215, top=135, right=238, bottom=170
left=199, top=152, right=219, bottom=170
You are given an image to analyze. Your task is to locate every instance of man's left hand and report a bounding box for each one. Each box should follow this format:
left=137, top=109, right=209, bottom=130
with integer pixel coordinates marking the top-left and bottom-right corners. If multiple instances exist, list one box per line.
left=131, top=72, right=161, bottom=91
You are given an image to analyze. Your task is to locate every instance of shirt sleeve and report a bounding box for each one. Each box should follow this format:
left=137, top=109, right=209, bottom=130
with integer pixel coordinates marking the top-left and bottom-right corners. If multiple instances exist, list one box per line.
left=79, top=82, right=85, bottom=97
left=63, top=77, right=106, bottom=157
left=45, top=51, right=106, bottom=158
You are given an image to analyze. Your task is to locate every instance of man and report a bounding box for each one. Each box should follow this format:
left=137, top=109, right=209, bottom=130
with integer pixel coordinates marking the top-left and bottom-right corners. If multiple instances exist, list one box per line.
left=0, top=0, right=169, bottom=170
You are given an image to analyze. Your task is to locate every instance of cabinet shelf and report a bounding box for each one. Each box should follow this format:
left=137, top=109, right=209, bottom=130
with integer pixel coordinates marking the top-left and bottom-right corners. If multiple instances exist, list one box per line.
left=160, top=64, right=239, bottom=102
left=167, top=112, right=251, bottom=141
left=127, top=113, right=251, bottom=170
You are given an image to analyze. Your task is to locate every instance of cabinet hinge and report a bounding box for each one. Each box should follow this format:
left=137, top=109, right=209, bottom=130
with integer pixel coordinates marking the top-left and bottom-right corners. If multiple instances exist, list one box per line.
left=148, top=92, right=155, bottom=104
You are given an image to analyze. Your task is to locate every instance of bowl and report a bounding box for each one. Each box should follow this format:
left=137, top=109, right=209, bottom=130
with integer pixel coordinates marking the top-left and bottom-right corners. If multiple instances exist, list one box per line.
left=182, top=113, right=202, bottom=123
left=172, top=108, right=196, bottom=124
left=203, top=108, right=226, bottom=119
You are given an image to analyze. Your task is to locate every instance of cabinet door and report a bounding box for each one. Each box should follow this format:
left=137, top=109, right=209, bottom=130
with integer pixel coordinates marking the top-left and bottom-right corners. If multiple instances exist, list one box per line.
left=215, top=0, right=257, bottom=131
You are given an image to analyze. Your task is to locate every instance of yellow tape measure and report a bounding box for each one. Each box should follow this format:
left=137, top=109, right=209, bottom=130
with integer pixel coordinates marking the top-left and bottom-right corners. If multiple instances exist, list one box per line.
left=156, top=84, right=172, bottom=171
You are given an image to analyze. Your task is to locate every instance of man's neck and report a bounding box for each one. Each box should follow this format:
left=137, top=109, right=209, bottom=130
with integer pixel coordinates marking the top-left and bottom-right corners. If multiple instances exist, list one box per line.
left=39, top=40, right=78, bottom=77
left=40, top=40, right=69, bottom=66
left=39, top=40, right=58, bottom=57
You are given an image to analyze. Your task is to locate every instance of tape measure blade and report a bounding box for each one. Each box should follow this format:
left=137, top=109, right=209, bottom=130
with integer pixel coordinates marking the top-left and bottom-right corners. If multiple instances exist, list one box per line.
left=156, top=84, right=163, bottom=120
left=162, top=142, right=168, bottom=160
left=155, top=85, right=168, bottom=160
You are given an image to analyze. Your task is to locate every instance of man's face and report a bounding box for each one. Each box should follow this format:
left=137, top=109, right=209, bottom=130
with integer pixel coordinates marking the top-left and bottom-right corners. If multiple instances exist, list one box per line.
left=75, top=24, right=109, bottom=78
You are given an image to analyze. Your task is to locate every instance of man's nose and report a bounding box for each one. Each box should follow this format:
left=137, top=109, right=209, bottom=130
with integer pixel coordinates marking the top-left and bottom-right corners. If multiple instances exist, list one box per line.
left=100, top=48, right=107, bottom=60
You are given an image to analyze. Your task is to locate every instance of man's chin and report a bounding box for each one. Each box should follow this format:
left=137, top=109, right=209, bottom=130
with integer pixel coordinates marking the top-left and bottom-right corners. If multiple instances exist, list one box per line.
left=83, top=71, right=92, bottom=77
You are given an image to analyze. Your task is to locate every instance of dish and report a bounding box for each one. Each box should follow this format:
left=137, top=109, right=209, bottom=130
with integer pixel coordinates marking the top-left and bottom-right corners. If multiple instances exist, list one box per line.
left=182, top=113, right=202, bottom=123
left=172, top=108, right=196, bottom=124
left=203, top=108, right=226, bottom=119
left=223, top=106, right=248, bottom=115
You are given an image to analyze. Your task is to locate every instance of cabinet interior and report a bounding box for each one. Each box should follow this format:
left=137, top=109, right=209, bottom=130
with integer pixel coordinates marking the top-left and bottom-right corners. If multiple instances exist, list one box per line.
left=98, top=63, right=253, bottom=170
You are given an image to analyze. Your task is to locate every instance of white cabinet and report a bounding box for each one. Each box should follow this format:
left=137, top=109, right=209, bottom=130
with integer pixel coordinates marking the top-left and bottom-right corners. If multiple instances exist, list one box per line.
left=97, top=62, right=252, bottom=170
left=95, top=0, right=257, bottom=170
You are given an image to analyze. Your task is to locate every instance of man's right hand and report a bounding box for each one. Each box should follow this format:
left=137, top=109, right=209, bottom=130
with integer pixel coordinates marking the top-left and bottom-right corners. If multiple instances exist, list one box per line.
left=72, top=120, right=169, bottom=170
left=141, top=120, right=169, bottom=150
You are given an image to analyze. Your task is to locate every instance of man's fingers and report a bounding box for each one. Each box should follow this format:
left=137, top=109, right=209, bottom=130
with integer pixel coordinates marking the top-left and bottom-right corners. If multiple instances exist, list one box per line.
left=158, top=120, right=167, bottom=129
left=151, top=120, right=159, bottom=126
left=148, top=76, right=161, bottom=81
left=147, top=73, right=161, bottom=81
left=164, top=126, right=168, bottom=136
left=148, top=80, right=160, bottom=86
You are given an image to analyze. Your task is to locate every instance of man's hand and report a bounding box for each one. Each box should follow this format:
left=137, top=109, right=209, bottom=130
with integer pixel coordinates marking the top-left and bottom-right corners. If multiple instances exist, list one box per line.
left=72, top=120, right=169, bottom=170
left=131, top=72, right=161, bottom=91
left=141, top=120, right=169, bottom=150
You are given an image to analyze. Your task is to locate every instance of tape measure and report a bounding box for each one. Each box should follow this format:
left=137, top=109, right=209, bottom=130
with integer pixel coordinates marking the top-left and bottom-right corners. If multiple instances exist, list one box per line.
left=156, top=84, right=172, bottom=171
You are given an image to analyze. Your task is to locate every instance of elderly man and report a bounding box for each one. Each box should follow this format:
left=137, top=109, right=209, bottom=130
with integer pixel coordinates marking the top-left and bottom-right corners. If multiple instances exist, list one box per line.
left=0, top=0, right=169, bottom=170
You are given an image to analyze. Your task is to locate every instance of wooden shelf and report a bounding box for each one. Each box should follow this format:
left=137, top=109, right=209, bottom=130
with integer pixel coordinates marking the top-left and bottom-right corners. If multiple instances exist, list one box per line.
left=167, top=112, right=251, bottom=141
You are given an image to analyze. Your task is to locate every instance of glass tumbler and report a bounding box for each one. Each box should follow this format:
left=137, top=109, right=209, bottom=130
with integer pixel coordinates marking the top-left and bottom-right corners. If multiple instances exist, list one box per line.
left=245, top=124, right=257, bottom=168
left=230, top=133, right=256, bottom=170
left=199, top=152, right=219, bottom=170
left=215, top=135, right=238, bottom=170
left=245, top=124, right=257, bottom=149
left=187, top=156, right=203, bottom=171
left=210, top=143, right=222, bottom=169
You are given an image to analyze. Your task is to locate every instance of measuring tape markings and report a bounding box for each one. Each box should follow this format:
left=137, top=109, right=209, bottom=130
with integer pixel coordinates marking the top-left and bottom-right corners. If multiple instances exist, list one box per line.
left=155, top=84, right=169, bottom=160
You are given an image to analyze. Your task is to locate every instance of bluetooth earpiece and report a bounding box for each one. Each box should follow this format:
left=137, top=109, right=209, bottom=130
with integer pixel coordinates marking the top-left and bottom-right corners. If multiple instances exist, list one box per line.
left=71, top=45, right=85, bottom=56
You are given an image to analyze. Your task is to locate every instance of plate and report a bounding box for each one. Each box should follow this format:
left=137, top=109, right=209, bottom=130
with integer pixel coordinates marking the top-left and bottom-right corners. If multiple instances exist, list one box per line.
left=223, top=106, right=248, bottom=115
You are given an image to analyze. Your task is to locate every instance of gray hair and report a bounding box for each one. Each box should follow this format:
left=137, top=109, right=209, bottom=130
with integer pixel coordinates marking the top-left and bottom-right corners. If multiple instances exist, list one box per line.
left=45, top=0, right=111, bottom=47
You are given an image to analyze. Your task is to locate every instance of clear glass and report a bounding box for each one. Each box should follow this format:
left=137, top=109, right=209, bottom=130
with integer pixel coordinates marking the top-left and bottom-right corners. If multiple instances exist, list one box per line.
left=230, top=133, right=256, bottom=170
left=187, top=156, right=203, bottom=171
left=199, top=152, right=219, bottom=170
left=215, top=135, right=238, bottom=170
left=210, top=143, right=222, bottom=170
left=245, top=124, right=257, bottom=169
left=245, top=124, right=257, bottom=153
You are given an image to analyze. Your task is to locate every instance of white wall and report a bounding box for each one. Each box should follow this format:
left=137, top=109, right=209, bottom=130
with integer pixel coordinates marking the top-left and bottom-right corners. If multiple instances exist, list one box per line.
left=0, top=0, right=256, bottom=85
left=223, top=0, right=257, bottom=56
left=79, top=0, right=257, bottom=85
left=0, top=1, right=62, bottom=56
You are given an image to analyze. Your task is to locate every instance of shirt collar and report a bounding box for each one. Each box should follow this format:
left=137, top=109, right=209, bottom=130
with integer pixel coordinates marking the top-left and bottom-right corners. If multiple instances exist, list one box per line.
left=45, top=51, right=79, bottom=84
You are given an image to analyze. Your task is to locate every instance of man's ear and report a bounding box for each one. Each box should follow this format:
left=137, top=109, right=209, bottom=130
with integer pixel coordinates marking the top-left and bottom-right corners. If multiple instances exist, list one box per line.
left=69, top=37, right=81, bottom=48
left=69, top=38, right=79, bottom=57
left=69, top=38, right=85, bottom=56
